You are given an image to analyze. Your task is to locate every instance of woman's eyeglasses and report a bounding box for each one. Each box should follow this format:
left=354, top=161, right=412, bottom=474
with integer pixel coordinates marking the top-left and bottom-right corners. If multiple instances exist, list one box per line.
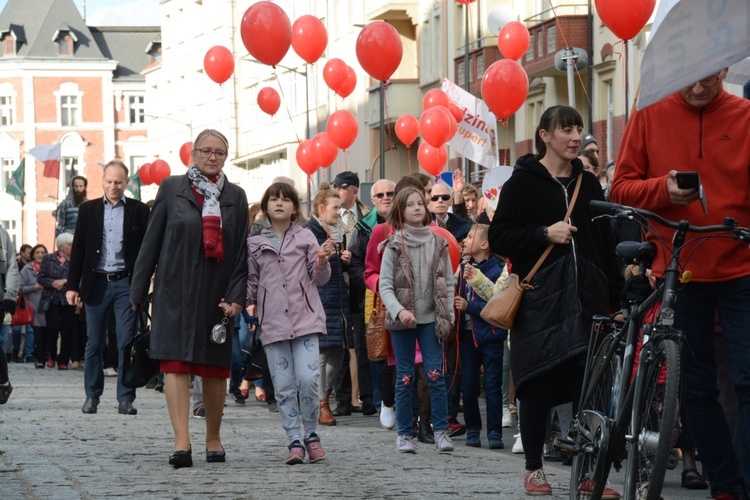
left=372, top=191, right=394, bottom=199
left=431, top=194, right=451, bottom=202
left=194, top=148, right=227, bottom=159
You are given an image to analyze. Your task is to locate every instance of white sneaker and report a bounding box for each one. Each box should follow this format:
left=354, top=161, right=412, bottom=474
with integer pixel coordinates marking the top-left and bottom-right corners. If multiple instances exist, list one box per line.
left=396, top=435, right=417, bottom=453
left=434, top=430, right=454, bottom=453
left=103, top=367, right=118, bottom=377
left=502, top=406, right=512, bottom=428
left=512, top=433, right=524, bottom=454
left=380, top=404, right=396, bottom=430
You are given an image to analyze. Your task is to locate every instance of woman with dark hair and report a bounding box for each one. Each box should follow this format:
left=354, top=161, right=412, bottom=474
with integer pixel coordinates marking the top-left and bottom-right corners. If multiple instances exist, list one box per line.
left=488, top=105, right=622, bottom=496
left=19, top=244, right=48, bottom=367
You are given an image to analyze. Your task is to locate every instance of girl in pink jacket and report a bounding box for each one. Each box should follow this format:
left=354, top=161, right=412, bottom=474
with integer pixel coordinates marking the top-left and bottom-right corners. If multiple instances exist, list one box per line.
left=247, top=182, right=334, bottom=465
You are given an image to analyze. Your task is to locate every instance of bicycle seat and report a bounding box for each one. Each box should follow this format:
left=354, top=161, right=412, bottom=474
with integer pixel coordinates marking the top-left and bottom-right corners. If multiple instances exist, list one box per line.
left=616, top=241, right=657, bottom=265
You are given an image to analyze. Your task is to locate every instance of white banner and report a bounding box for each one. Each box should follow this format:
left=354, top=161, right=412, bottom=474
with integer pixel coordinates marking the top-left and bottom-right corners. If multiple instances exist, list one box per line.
left=441, top=78, right=500, bottom=169
left=637, top=0, right=750, bottom=109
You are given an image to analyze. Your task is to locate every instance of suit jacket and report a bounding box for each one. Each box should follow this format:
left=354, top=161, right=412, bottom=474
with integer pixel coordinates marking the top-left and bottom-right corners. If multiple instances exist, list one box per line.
left=68, top=196, right=150, bottom=302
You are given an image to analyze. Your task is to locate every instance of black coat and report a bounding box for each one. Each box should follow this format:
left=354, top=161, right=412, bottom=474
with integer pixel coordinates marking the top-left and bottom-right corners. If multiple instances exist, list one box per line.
left=130, top=175, right=249, bottom=369
left=67, top=197, right=150, bottom=302
left=435, top=212, right=472, bottom=243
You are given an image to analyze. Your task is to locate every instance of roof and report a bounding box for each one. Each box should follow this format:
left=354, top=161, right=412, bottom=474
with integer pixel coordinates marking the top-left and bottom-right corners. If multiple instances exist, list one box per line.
left=90, top=26, right=160, bottom=81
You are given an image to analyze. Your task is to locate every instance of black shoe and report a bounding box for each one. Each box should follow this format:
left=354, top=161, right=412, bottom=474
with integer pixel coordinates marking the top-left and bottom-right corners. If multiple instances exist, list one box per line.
left=362, top=400, right=377, bottom=416
left=417, top=421, right=435, bottom=444
left=154, top=381, right=164, bottom=392
left=35, top=361, right=45, bottom=369
left=543, top=438, right=562, bottom=462
left=25, top=356, right=36, bottom=363
left=0, top=382, right=12, bottom=404
left=681, top=468, right=709, bottom=490
left=332, top=402, right=352, bottom=416
left=145, top=376, right=158, bottom=389
left=118, top=401, right=138, bottom=415
left=82, top=397, right=100, bottom=414
left=169, top=447, right=193, bottom=469
left=230, top=389, right=246, bottom=406
left=206, top=446, right=226, bottom=463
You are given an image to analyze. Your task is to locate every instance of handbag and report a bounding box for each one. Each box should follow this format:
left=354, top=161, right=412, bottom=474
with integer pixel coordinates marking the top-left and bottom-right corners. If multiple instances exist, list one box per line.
left=38, top=295, right=51, bottom=314
left=481, top=175, right=582, bottom=329
left=11, top=291, right=34, bottom=326
left=365, top=293, right=389, bottom=361
left=240, top=318, right=264, bottom=380
left=121, top=310, right=160, bottom=389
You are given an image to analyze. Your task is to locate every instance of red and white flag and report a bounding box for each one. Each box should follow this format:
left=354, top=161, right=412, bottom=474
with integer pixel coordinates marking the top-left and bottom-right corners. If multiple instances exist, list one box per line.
left=29, top=143, right=62, bottom=179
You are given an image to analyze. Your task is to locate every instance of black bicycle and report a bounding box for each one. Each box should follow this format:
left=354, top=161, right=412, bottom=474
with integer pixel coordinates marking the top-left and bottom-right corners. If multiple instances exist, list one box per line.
left=562, top=200, right=750, bottom=500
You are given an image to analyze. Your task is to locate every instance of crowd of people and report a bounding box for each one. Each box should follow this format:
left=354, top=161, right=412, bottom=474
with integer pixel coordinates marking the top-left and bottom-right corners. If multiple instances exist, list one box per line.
left=0, top=68, right=747, bottom=500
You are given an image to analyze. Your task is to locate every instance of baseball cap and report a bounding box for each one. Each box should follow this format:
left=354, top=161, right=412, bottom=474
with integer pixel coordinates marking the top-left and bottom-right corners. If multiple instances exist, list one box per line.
left=580, top=134, right=598, bottom=153
left=332, top=171, right=360, bottom=188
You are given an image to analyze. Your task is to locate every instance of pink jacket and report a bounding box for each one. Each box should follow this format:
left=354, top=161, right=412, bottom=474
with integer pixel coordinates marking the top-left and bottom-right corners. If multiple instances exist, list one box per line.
left=247, top=224, right=331, bottom=346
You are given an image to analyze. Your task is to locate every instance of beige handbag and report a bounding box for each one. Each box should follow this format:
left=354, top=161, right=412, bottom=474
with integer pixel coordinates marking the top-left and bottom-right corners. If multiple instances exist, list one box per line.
left=365, top=293, right=389, bottom=361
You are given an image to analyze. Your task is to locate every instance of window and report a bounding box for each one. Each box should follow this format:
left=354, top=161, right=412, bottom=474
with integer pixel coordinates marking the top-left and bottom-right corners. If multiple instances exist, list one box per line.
left=537, top=30, right=544, bottom=58
left=419, top=5, right=441, bottom=84
left=606, top=81, right=614, bottom=162
left=60, top=95, right=79, bottom=126
left=3, top=36, right=15, bottom=56
left=457, top=60, right=466, bottom=87
left=1, top=157, right=14, bottom=191
left=57, top=132, right=86, bottom=200
left=0, top=95, right=14, bottom=126
left=128, top=95, right=145, bottom=124
left=476, top=53, right=485, bottom=80
left=526, top=33, right=534, bottom=61
left=60, top=156, right=79, bottom=190
left=547, top=26, right=556, bottom=54
left=53, top=29, right=77, bottom=56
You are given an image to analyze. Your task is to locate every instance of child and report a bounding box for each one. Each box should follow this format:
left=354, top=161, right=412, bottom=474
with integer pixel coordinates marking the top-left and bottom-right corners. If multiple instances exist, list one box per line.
left=378, top=187, right=455, bottom=454
left=247, top=182, right=334, bottom=465
left=454, top=223, right=507, bottom=449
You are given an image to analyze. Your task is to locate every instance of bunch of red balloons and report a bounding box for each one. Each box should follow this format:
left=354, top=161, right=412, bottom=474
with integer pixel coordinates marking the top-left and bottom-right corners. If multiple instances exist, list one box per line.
left=138, top=159, right=171, bottom=186
left=323, top=59, right=357, bottom=98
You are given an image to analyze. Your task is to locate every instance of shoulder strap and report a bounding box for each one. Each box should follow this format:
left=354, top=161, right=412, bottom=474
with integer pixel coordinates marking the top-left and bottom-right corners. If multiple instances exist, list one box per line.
left=522, top=174, right=583, bottom=284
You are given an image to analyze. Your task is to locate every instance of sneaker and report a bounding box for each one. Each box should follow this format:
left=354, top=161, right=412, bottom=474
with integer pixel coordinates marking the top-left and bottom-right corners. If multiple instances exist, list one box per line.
left=512, top=433, right=524, bottom=454
left=230, top=388, right=246, bottom=406
left=434, top=430, right=454, bottom=453
left=154, top=380, right=164, bottom=392
left=488, top=431, right=504, bottom=450
left=579, top=479, right=621, bottom=499
left=524, top=468, right=552, bottom=496
left=396, top=435, right=417, bottom=453
left=192, top=404, right=206, bottom=419
left=304, top=434, right=327, bottom=463
left=466, top=429, right=481, bottom=448
left=447, top=418, right=466, bottom=437
left=380, top=404, right=396, bottom=430
left=268, top=401, right=279, bottom=412
left=502, top=406, right=513, bottom=427
left=0, top=382, right=12, bottom=404
left=104, top=367, right=117, bottom=377
left=285, top=441, right=305, bottom=465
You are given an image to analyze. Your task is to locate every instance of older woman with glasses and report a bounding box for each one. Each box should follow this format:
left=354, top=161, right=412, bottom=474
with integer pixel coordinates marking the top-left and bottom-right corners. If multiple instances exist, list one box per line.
left=37, top=233, right=75, bottom=369
left=131, top=129, right=249, bottom=469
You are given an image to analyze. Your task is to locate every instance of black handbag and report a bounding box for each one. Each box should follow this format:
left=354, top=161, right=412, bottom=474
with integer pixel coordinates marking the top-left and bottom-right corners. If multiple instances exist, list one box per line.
left=121, top=310, right=159, bottom=389
left=240, top=319, right=264, bottom=380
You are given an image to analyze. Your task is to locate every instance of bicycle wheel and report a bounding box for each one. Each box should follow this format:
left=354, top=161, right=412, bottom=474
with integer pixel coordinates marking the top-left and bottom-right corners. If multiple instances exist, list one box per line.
left=570, top=334, right=622, bottom=500
left=624, top=338, right=680, bottom=500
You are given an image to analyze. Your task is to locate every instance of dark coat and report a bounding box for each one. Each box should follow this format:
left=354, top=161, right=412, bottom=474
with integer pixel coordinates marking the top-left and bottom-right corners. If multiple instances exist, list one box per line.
left=130, top=175, right=249, bottom=369
left=349, top=208, right=385, bottom=312
left=37, top=252, right=71, bottom=306
left=488, top=154, right=623, bottom=397
left=67, top=197, right=150, bottom=302
left=435, top=212, right=472, bottom=243
left=307, top=217, right=354, bottom=350
left=457, top=257, right=507, bottom=345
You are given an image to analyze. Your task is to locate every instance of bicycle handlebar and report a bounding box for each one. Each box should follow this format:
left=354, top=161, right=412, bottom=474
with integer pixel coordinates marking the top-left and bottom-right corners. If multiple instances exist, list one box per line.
left=590, top=200, right=750, bottom=242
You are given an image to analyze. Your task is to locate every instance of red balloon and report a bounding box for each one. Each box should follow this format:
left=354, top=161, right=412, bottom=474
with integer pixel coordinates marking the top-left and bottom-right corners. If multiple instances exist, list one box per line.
left=150, top=159, right=171, bottom=186
left=296, top=139, right=318, bottom=175
left=595, top=0, right=655, bottom=40
left=179, top=142, right=193, bottom=167
left=323, top=58, right=348, bottom=92
left=423, top=89, right=450, bottom=110
left=395, top=114, right=419, bottom=147
left=203, top=46, right=234, bottom=84
left=449, top=103, right=464, bottom=123
left=138, top=163, right=152, bottom=185
left=291, top=15, right=327, bottom=64
left=418, top=142, right=447, bottom=176
left=419, top=107, right=452, bottom=147
left=326, top=110, right=358, bottom=150
left=430, top=226, right=461, bottom=273
left=437, top=106, right=458, bottom=141
left=455, top=0, right=476, bottom=4
left=498, top=21, right=530, bottom=60
left=481, top=59, right=529, bottom=120
left=355, top=22, right=403, bottom=81
left=312, top=132, right=338, bottom=167
left=336, top=66, right=357, bottom=98
left=258, top=87, right=281, bottom=116
left=241, top=1, right=292, bottom=67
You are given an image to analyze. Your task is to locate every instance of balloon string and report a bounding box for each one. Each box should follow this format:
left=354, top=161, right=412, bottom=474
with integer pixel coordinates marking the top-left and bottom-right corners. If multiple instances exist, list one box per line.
left=407, top=147, right=412, bottom=173
left=382, top=81, right=397, bottom=171
left=273, top=72, right=302, bottom=145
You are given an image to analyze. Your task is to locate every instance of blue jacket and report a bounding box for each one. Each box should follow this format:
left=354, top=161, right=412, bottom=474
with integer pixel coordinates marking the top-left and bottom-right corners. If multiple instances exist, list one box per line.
left=457, top=257, right=508, bottom=345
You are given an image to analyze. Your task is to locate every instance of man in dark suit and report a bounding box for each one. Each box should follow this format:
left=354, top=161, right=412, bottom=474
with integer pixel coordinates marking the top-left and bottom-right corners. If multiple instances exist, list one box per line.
left=66, top=160, right=149, bottom=415
left=429, top=182, right=472, bottom=243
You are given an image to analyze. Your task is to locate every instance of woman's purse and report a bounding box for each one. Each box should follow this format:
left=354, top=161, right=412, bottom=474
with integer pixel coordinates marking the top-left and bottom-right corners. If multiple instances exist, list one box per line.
left=481, top=175, right=582, bottom=329
left=365, top=293, right=389, bottom=361
left=11, top=291, right=34, bottom=326
left=121, top=311, right=160, bottom=389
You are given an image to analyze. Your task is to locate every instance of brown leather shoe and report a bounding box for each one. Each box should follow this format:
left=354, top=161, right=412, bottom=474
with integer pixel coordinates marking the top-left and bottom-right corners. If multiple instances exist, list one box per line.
left=319, top=399, right=337, bottom=426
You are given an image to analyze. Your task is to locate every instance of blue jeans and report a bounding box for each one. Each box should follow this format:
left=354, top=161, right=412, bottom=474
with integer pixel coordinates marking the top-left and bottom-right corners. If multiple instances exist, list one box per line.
left=83, top=277, right=137, bottom=403
left=460, top=334, right=504, bottom=437
left=390, top=322, right=449, bottom=436
left=0, top=323, right=9, bottom=355
left=12, top=325, right=35, bottom=358
left=675, top=276, right=750, bottom=496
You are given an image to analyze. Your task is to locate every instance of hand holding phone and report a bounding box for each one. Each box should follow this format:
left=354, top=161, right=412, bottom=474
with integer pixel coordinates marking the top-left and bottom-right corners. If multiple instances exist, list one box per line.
left=676, top=171, right=700, bottom=190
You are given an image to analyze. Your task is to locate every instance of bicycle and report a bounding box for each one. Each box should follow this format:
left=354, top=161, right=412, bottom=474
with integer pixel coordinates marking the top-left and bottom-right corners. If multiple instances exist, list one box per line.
left=561, top=200, right=750, bottom=500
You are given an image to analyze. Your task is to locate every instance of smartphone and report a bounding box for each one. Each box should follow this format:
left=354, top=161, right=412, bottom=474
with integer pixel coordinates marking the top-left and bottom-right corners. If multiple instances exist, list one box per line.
left=676, top=171, right=700, bottom=190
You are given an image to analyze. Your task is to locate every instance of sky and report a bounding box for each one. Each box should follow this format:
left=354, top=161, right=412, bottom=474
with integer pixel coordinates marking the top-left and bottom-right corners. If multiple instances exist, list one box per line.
left=0, top=0, right=162, bottom=26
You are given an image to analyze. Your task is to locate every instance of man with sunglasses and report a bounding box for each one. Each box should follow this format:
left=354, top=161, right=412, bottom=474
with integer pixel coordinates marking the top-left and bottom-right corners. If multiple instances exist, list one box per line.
left=429, top=183, right=472, bottom=243
left=612, top=68, right=750, bottom=500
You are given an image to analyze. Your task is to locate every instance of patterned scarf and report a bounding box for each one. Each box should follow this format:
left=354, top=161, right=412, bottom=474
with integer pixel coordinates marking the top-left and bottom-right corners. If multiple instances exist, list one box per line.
left=32, top=261, right=40, bottom=275
left=187, top=165, right=225, bottom=262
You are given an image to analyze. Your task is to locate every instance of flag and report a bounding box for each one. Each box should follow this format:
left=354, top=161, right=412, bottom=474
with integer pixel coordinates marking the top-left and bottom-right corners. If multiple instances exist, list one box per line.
left=126, top=172, right=141, bottom=201
left=5, top=159, right=25, bottom=202
left=29, top=143, right=62, bottom=179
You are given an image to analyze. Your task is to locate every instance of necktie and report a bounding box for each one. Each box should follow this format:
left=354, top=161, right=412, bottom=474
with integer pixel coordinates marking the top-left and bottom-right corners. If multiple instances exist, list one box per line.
left=345, top=210, right=356, bottom=243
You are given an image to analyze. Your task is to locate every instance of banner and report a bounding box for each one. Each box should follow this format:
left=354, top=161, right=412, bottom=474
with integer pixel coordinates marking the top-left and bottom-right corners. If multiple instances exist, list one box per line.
left=29, top=143, right=62, bottom=179
left=441, top=78, right=499, bottom=169
left=126, top=172, right=141, bottom=201
left=5, top=159, right=25, bottom=202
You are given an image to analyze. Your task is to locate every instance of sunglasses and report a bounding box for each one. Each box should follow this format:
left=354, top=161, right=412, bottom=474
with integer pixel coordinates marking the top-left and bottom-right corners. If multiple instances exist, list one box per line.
left=431, top=194, right=451, bottom=202
left=372, top=191, right=394, bottom=200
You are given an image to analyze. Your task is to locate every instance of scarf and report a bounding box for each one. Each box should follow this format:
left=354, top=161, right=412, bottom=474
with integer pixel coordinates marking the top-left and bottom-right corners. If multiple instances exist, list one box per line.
left=32, top=261, right=41, bottom=275
left=187, top=165, right=225, bottom=262
left=390, top=224, right=434, bottom=295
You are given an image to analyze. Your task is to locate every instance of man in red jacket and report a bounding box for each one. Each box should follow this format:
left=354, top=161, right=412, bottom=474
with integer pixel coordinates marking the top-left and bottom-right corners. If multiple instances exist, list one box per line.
left=611, top=68, right=750, bottom=500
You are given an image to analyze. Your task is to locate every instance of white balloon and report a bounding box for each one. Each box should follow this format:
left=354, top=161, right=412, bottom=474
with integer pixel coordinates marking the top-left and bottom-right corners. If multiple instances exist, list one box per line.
left=481, top=166, right=513, bottom=210
left=487, top=6, right=515, bottom=36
